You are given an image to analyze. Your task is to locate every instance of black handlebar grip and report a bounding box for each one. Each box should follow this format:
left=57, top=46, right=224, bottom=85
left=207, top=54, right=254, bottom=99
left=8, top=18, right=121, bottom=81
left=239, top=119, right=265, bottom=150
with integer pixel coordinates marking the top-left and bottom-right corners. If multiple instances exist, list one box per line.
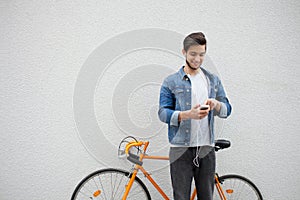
left=127, top=152, right=143, bottom=166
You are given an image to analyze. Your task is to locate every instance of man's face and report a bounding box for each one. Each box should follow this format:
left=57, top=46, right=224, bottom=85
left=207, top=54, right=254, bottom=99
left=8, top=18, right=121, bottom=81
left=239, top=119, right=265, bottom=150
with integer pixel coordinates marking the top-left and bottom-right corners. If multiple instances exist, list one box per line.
left=183, top=45, right=206, bottom=69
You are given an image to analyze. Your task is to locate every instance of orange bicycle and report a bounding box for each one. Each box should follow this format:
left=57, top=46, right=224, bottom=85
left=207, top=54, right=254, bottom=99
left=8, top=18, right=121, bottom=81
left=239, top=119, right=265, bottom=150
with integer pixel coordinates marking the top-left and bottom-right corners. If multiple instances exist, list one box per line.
left=71, top=136, right=263, bottom=200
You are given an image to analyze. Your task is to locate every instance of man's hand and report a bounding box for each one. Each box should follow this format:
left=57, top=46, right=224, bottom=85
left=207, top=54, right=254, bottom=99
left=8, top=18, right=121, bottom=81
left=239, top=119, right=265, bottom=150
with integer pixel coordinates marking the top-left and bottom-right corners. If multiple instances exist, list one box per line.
left=190, top=104, right=210, bottom=119
left=205, top=99, right=221, bottom=112
left=179, top=104, right=210, bottom=122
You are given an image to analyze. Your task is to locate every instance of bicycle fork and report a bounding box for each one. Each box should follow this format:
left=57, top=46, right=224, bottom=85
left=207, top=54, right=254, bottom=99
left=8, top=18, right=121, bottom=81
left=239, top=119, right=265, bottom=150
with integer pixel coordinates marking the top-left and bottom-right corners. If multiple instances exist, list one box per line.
left=215, top=174, right=227, bottom=200
left=122, top=165, right=170, bottom=200
left=122, top=168, right=138, bottom=200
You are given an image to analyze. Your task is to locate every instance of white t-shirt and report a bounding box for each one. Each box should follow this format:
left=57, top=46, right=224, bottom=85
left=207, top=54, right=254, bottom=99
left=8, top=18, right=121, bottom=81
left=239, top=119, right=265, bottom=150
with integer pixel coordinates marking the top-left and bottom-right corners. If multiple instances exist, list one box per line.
left=188, top=70, right=211, bottom=146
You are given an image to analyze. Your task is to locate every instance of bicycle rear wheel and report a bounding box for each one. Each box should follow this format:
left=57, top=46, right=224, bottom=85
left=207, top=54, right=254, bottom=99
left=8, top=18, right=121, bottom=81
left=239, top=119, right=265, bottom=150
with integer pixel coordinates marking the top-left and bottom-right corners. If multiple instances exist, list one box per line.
left=71, top=168, right=151, bottom=200
left=214, top=174, right=263, bottom=200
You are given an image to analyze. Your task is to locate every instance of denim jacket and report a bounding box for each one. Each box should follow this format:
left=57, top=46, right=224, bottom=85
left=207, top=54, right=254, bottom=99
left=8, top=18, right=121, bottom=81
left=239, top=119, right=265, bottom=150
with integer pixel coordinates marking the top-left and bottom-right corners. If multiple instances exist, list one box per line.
left=158, top=66, right=232, bottom=146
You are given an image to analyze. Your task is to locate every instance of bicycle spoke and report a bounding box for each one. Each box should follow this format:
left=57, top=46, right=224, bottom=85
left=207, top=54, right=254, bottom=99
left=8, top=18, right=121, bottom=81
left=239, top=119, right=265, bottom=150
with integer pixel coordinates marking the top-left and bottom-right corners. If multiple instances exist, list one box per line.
left=114, top=173, right=127, bottom=200
left=98, top=174, right=107, bottom=200
left=111, top=171, right=122, bottom=199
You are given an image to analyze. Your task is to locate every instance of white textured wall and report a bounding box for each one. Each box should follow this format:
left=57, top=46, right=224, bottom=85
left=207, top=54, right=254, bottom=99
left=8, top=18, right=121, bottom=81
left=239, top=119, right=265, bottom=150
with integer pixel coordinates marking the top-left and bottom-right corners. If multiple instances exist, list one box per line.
left=1, top=1, right=300, bottom=199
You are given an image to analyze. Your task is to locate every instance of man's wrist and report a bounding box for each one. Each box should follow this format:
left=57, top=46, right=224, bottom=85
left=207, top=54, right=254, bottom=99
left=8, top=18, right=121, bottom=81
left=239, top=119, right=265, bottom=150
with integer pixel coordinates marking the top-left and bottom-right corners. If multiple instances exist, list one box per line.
left=215, top=101, right=221, bottom=112
left=179, top=110, right=190, bottom=122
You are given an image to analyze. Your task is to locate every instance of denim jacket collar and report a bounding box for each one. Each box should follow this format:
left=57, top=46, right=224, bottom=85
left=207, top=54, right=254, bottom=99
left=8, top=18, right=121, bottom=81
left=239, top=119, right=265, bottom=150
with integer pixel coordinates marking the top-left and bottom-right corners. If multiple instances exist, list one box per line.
left=179, top=66, right=188, bottom=80
left=179, top=66, right=213, bottom=81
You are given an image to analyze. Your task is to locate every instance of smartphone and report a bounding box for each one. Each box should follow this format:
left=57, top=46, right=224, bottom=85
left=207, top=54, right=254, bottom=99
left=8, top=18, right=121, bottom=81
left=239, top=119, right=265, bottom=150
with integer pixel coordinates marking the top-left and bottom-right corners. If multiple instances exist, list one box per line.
left=200, top=105, right=209, bottom=110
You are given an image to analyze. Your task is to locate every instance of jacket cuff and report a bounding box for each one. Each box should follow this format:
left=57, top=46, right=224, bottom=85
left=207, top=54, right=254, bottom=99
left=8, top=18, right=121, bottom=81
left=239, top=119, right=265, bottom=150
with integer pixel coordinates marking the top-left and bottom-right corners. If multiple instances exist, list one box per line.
left=218, top=102, right=228, bottom=118
left=170, top=111, right=180, bottom=127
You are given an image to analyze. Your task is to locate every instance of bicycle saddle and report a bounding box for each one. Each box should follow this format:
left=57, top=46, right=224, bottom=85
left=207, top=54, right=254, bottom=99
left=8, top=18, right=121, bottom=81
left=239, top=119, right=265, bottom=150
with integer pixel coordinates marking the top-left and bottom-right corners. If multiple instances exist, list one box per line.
left=215, top=139, right=231, bottom=151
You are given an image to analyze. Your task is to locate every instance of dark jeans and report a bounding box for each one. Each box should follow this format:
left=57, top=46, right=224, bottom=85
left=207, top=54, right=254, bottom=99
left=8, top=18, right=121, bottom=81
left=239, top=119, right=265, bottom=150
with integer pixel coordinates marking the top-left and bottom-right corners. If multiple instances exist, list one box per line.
left=169, top=147, right=216, bottom=200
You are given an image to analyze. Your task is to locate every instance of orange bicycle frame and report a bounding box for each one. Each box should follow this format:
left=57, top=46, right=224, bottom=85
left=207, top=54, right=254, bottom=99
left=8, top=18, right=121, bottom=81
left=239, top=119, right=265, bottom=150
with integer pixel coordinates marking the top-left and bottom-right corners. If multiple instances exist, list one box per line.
left=122, top=141, right=227, bottom=200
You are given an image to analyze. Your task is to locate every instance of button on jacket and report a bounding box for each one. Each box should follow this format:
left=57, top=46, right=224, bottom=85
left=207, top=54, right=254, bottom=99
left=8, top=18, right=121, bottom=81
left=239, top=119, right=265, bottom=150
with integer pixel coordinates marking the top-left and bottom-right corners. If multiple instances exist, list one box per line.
left=158, top=66, right=232, bottom=146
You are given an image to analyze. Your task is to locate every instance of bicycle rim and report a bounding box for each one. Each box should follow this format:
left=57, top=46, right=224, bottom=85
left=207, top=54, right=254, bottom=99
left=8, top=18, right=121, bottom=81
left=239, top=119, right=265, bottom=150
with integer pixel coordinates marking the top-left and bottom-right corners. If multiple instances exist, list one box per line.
left=71, top=168, right=151, bottom=200
left=214, top=174, right=263, bottom=200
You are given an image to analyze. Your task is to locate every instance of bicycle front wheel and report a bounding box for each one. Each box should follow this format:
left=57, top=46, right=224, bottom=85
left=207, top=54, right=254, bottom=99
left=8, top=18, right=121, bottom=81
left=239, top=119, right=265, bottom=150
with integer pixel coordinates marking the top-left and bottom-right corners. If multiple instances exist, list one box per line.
left=214, top=174, right=263, bottom=200
left=71, top=168, right=151, bottom=200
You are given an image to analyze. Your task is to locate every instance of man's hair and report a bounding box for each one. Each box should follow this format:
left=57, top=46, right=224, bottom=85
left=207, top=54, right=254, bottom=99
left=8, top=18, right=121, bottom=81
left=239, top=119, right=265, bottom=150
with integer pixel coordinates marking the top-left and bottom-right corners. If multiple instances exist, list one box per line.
left=183, top=32, right=207, bottom=52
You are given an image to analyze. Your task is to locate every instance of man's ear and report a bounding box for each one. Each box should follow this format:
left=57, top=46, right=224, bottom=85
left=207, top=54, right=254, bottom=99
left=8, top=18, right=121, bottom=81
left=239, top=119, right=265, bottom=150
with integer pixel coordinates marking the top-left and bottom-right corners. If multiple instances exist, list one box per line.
left=182, top=49, right=186, bottom=56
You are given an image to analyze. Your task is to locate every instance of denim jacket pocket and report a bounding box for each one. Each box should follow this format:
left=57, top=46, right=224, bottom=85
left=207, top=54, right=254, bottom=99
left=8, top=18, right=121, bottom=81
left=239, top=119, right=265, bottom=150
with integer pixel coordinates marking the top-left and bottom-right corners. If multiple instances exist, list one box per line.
left=209, top=83, right=218, bottom=99
left=173, top=88, right=184, bottom=95
left=173, top=88, right=185, bottom=110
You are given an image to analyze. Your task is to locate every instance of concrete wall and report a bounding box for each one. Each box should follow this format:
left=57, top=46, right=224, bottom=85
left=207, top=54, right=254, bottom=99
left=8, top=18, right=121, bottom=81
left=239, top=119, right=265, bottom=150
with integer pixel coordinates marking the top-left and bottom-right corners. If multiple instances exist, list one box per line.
left=1, top=1, right=300, bottom=199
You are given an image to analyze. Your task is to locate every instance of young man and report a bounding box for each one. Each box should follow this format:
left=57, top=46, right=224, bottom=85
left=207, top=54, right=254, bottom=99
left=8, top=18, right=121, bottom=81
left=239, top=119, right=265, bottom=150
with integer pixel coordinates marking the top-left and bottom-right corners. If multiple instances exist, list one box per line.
left=158, top=32, right=232, bottom=200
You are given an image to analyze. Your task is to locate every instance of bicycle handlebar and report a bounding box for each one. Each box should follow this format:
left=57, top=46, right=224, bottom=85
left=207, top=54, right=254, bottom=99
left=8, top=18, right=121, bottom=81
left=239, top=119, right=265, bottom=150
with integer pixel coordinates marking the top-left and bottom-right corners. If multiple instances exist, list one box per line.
left=125, top=141, right=144, bottom=155
left=125, top=141, right=148, bottom=166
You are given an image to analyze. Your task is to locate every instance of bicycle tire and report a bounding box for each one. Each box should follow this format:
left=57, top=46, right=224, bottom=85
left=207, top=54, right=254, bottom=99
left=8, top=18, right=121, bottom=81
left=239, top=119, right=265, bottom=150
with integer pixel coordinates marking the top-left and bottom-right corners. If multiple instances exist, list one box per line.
left=214, top=174, right=263, bottom=200
left=71, top=168, right=151, bottom=200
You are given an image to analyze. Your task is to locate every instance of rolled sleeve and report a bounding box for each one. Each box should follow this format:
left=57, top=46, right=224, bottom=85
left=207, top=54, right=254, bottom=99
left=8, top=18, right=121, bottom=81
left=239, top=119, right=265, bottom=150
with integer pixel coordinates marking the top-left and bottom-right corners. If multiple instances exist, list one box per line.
left=218, top=102, right=228, bottom=118
left=170, top=111, right=180, bottom=127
